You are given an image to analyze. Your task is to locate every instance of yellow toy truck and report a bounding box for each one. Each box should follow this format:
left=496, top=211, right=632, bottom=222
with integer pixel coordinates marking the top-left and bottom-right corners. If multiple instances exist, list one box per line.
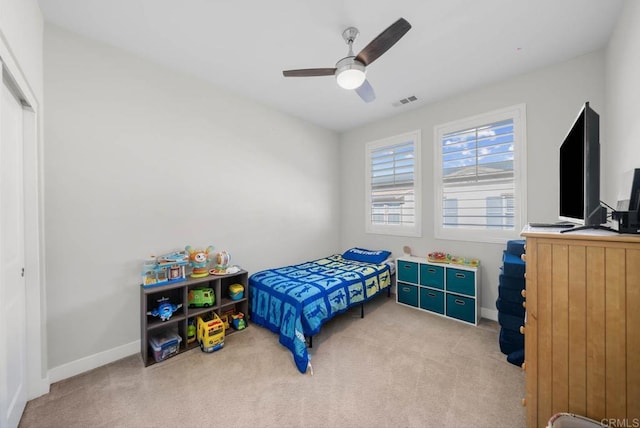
left=196, top=312, right=225, bottom=353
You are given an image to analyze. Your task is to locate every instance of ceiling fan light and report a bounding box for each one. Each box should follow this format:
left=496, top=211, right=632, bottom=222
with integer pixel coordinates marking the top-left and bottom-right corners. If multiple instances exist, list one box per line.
left=336, top=61, right=366, bottom=90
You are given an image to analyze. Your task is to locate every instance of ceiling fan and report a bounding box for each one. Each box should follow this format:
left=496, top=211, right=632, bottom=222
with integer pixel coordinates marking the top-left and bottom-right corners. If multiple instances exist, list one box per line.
left=282, top=17, right=412, bottom=103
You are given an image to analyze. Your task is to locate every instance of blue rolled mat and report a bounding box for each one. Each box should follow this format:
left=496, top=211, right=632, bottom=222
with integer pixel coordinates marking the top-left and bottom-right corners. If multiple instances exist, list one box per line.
left=496, top=297, right=525, bottom=317
left=498, top=284, right=525, bottom=304
left=498, top=272, right=525, bottom=291
left=498, top=311, right=524, bottom=331
left=507, top=349, right=525, bottom=367
left=502, top=251, right=526, bottom=278
left=499, top=327, right=524, bottom=355
left=506, top=240, right=526, bottom=257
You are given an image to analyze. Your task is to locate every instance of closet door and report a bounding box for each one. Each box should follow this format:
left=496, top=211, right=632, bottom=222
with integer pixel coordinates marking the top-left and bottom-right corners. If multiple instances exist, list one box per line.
left=0, top=64, right=28, bottom=428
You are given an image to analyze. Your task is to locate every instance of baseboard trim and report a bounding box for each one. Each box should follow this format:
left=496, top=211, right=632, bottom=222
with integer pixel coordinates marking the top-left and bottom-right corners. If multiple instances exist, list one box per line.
left=481, top=307, right=498, bottom=322
left=48, top=340, right=140, bottom=384
left=27, top=376, right=50, bottom=400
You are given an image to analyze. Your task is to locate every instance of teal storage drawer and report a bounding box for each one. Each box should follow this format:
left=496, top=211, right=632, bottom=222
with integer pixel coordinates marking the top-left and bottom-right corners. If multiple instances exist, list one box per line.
left=397, top=260, right=418, bottom=284
left=446, top=294, right=476, bottom=324
left=446, top=268, right=475, bottom=297
left=419, top=288, right=444, bottom=314
left=397, top=282, right=418, bottom=307
left=420, top=264, right=444, bottom=289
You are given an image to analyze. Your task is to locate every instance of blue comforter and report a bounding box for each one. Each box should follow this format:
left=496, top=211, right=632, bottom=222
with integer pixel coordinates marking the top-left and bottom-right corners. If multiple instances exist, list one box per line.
left=249, top=254, right=391, bottom=373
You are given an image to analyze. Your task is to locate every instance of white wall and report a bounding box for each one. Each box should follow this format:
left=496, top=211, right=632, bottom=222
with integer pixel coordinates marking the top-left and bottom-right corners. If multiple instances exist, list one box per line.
left=0, top=0, right=43, bottom=97
left=0, top=0, right=48, bottom=398
left=43, top=24, right=340, bottom=375
left=340, top=51, right=606, bottom=318
left=39, top=0, right=640, bottom=382
left=605, top=0, right=640, bottom=204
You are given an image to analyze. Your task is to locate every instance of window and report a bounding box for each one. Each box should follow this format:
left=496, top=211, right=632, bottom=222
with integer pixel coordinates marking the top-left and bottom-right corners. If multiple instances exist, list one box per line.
left=444, top=198, right=459, bottom=226
left=366, top=130, right=421, bottom=237
left=434, top=105, right=527, bottom=243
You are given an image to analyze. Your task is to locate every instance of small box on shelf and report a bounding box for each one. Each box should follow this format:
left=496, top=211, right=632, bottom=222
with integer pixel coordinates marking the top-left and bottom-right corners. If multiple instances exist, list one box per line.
left=148, top=329, right=182, bottom=363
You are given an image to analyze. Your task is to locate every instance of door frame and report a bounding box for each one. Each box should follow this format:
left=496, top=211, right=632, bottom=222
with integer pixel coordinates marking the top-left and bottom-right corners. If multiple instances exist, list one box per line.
left=0, top=41, right=49, bottom=402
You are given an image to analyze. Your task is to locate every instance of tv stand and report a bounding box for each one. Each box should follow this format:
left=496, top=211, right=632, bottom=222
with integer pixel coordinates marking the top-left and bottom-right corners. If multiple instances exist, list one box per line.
left=560, top=224, right=619, bottom=234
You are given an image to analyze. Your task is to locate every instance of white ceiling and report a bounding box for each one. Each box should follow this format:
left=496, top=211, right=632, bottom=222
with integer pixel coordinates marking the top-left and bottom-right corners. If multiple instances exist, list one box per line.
left=37, top=0, right=624, bottom=132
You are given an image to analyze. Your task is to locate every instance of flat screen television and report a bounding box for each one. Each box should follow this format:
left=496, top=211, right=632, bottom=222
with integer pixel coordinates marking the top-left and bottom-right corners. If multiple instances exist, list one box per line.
left=558, top=102, right=607, bottom=231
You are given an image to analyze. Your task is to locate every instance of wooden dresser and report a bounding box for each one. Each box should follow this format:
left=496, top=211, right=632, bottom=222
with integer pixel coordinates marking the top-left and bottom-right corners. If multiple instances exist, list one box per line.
left=520, top=227, right=640, bottom=427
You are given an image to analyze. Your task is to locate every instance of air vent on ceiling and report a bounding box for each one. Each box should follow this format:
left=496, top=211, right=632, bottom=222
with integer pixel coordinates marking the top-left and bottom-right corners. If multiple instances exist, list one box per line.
left=392, top=95, right=418, bottom=107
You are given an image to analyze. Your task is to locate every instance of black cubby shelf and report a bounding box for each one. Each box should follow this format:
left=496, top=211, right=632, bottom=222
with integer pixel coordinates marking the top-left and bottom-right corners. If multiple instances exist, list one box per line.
left=140, top=269, right=249, bottom=366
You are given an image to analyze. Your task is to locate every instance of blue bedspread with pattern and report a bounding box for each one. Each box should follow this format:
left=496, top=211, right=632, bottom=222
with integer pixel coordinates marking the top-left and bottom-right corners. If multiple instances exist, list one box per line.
left=249, top=254, right=391, bottom=373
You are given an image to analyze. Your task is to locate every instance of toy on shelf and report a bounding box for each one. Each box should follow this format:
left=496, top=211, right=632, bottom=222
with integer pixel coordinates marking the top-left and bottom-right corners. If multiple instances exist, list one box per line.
left=146, top=297, right=182, bottom=321
left=221, top=307, right=236, bottom=324
left=209, top=250, right=240, bottom=275
left=185, top=245, right=214, bottom=278
left=225, top=265, right=240, bottom=274
left=210, top=265, right=241, bottom=275
left=196, top=312, right=225, bottom=353
left=215, top=251, right=230, bottom=270
left=188, top=288, right=215, bottom=308
left=220, top=314, right=230, bottom=330
left=187, top=319, right=196, bottom=344
left=148, top=329, right=182, bottom=363
left=231, top=312, right=246, bottom=330
left=141, top=250, right=189, bottom=288
left=450, top=255, right=480, bottom=267
left=228, top=283, right=244, bottom=301
left=427, top=251, right=480, bottom=267
left=427, top=252, right=451, bottom=263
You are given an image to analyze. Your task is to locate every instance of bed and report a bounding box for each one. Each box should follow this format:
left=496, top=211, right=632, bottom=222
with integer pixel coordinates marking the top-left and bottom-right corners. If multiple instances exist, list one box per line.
left=249, top=248, right=393, bottom=373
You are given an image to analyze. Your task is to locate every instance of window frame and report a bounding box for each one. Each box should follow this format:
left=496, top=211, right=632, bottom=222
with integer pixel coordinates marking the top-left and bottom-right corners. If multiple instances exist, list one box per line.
left=433, top=104, right=527, bottom=243
left=365, top=130, right=422, bottom=237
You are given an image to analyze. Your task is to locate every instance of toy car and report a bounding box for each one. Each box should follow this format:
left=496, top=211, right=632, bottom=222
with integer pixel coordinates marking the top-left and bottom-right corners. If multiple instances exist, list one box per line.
left=188, top=288, right=215, bottom=308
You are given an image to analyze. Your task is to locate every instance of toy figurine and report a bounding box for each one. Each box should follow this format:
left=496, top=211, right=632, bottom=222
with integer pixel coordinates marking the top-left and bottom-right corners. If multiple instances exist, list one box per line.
left=231, top=312, right=246, bottom=330
left=146, top=297, right=182, bottom=321
left=187, top=319, right=196, bottom=344
left=185, top=245, right=214, bottom=278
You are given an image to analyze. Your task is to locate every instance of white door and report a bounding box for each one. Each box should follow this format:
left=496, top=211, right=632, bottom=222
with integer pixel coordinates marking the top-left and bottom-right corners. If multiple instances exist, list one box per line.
left=0, top=67, right=28, bottom=428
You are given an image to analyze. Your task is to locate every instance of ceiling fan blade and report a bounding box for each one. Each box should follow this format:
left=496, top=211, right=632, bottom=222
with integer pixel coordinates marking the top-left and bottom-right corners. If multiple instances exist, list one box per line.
left=355, top=79, right=375, bottom=103
left=283, top=68, right=336, bottom=77
left=355, top=18, right=411, bottom=66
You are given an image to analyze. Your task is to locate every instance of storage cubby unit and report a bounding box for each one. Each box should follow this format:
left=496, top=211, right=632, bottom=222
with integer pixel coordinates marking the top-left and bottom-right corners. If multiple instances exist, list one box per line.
left=395, top=256, right=480, bottom=325
left=140, top=269, right=249, bottom=366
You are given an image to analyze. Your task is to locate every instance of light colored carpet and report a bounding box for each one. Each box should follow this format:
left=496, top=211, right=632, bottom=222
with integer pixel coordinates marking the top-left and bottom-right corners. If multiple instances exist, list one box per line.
left=19, top=295, right=525, bottom=428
